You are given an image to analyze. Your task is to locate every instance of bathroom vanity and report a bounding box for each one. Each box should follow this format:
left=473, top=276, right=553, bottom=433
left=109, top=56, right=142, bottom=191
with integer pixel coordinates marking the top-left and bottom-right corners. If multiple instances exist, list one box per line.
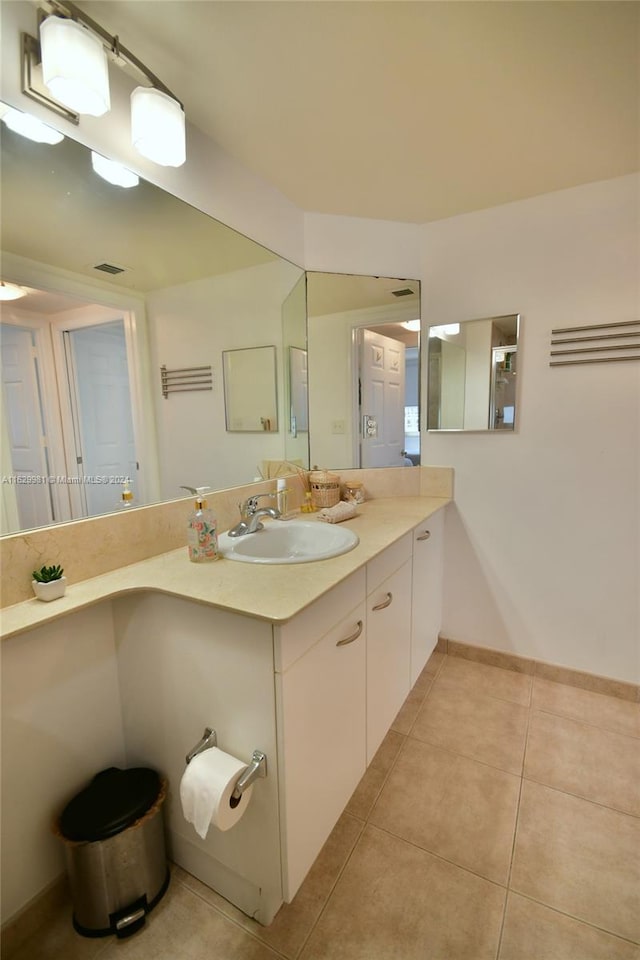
left=0, top=496, right=447, bottom=927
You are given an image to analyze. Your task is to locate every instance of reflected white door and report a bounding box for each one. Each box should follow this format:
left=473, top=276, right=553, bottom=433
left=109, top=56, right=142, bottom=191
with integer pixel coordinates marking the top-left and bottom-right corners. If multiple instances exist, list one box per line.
left=0, top=324, right=54, bottom=528
left=64, top=320, right=137, bottom=515
left=359, top=329, right=405, bottom=467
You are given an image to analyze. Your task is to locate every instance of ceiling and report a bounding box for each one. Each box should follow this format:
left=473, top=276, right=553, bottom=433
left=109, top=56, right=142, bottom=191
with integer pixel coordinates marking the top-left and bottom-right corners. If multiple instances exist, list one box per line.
left=73, top=0, right=639, bottom=225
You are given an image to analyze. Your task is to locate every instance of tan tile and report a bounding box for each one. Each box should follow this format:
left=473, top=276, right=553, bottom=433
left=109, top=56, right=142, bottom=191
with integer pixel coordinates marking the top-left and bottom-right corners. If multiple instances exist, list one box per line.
left=525, top=710, right=640, bottom=816
left=438, top=654, right=532, bottom=705
left=411, top=682, right=528, bottom=774
left=511, top=781, right=640, bottom=943
left=390, top=685, right=428, bottom=735
left=499, top=893, right=640, bottom=960
left=98, top=879, right=280, bottom=960
left=344, top=730, right=404, bottom=820
left=370, top=738, right=520, bottom=884
left=532, top=677, right=640, bottom=738
left=411, top=666, right=435, bottom=698
left=422, top=650, right=446, bottom=677
left=1, top=903, right=108, bottom=960
left=299, top=825, right=505, bottom=960
left=177, top=814, right=363, bottom=959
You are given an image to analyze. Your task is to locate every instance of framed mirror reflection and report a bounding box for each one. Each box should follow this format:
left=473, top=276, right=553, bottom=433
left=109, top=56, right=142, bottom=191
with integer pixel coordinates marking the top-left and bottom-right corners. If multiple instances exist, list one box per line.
left=427, top=314, right=520, bottom=432
left=223, top=346, right=278, bottom=432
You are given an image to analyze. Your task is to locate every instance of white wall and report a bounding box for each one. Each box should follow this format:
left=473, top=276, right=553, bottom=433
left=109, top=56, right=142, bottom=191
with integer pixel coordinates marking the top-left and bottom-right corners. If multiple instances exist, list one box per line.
left=147, top=259, right=302, bottom=496
left=1, top=605, right=125, bottom=923
left=421, top=174, right=640, bottom=683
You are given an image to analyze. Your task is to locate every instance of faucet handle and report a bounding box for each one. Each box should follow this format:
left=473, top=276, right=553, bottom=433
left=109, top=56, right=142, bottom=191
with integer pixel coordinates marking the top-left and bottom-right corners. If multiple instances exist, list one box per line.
left=239, top=493, right=274, bottom=518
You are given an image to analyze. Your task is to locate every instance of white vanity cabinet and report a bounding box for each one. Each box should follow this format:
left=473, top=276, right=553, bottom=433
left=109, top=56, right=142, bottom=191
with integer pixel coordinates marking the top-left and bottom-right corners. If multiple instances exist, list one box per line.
left=274, top=571, right=367, bottom=900
left=410, top=508, right=445, bottom=684
left=365, top=533, right=413, bottom=763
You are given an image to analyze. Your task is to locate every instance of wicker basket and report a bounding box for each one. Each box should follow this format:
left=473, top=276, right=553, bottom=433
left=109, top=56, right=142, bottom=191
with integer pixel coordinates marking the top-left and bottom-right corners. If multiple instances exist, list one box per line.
left=309, top=471, right=341, bottom=509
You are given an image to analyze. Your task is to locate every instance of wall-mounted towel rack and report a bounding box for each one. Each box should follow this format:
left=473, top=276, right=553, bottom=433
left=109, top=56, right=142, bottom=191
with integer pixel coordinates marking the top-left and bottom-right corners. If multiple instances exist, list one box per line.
left=549, top=321, right=640, bottom=367
left=161, top=364, right=213, bottom=398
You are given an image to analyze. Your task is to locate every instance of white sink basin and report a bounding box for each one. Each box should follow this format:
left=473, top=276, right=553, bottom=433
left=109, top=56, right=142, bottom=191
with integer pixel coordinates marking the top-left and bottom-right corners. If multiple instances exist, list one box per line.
left=218, top=519, right=359, bottom=564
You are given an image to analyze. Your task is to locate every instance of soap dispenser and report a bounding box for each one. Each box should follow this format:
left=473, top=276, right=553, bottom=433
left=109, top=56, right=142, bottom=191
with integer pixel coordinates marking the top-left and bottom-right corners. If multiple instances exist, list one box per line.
left=181, top=486, right=218, bottom=563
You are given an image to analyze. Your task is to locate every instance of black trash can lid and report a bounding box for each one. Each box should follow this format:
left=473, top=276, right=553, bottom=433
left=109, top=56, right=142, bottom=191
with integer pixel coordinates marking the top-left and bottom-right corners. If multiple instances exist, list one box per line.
left=59, top=767, right=161, bottom=842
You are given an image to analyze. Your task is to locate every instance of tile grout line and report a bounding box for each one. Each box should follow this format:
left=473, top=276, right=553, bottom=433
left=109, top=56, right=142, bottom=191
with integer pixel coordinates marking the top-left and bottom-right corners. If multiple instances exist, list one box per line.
left=520, top=773, right=640, bottom=821
left=169, top=871, right=290, bottom=960
left=531, top=704, right=640, bottom=740
left=506, top=890, right=640, bottom=948
left=293, top=816, right=367, bottom=960
left=494, top=686, right=533, bottom=960
left=293, top=656, right=446, bottom=958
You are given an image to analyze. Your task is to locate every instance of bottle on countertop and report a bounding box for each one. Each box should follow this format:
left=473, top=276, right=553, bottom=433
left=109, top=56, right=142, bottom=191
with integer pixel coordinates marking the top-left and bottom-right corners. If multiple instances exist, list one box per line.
left=181, top=486, right=218, bottom=563
left=276, top=477, right=290, bottom=518
left=118, top=481, right=134, bottom=509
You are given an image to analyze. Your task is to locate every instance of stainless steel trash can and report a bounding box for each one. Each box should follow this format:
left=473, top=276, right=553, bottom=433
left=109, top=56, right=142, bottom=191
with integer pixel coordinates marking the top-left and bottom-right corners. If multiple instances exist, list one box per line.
left=57, top=767, right=169, bottom=938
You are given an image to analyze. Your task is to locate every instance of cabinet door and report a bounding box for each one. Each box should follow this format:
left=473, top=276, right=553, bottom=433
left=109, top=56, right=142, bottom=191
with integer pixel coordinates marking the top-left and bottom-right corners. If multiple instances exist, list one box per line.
left=366, top=559, right=412, bottom=763
left=276, top=602, right=366, bottom=901
left=411, top=509, right=444, bottom=685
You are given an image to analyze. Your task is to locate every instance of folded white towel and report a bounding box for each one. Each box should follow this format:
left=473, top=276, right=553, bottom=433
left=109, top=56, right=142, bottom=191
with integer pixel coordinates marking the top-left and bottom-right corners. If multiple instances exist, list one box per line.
left=318, top=500, right=358, bottom=523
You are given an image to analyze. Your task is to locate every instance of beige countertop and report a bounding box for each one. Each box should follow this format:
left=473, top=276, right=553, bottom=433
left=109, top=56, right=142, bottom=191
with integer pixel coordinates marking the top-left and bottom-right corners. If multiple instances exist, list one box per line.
left=0, top=497, right=449, bottom=641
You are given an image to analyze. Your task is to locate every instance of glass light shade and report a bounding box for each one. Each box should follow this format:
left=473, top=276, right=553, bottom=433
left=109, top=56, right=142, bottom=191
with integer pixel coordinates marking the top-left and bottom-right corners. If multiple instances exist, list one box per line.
left=131, top=87, right=186, bottom=167
left=1, top=107, right=64, bottom=144
left=0, top=282, right=27, bottom=301
left=402, top=319, right=421, bottom=332
left=429, top=323, right=460, bottom=338
left=40, top=16, right=111, bottom=117
left=91, top=151, right=139, bottom=188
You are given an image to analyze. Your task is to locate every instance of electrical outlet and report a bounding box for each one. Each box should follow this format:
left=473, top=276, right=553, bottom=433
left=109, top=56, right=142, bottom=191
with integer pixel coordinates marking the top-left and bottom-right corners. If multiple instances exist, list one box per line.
left=331, top=419, right=346, bottom=434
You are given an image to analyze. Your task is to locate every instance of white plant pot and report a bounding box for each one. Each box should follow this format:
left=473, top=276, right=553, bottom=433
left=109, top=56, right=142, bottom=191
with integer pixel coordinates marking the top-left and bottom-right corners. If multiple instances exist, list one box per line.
left=32, top=576, right=67, bottom=602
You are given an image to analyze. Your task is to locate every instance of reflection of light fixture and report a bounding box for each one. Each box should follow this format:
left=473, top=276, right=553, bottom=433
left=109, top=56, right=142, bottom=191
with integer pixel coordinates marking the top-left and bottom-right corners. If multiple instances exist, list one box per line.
left=21, top=1, right=186, bottom=167
left=0, top=103, right=64, bottom=144
left=131, top=87, right=186, bottom=168
left=0, top=281, right=27, bottom=301
left=40, top=16, right=110, bottom=116
left=429, top=323, right=460, bottom=338
left=91, top=151, right=139, bottom=188
left=402, top=319, right=421, bottom=332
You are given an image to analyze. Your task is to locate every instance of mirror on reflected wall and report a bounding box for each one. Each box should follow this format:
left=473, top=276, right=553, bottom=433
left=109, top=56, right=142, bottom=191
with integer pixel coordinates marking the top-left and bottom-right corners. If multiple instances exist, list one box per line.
left=0, top=123, right=305, bottom=535
left=306, top=273, right=421, bottom=469
left=427, top=314, right=520, bottom=431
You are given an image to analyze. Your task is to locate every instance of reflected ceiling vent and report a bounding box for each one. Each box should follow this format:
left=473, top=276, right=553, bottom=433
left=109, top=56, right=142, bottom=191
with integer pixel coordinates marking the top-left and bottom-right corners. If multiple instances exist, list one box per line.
left=391, top=287, right=414, bottom=297
left=93, top=262, right=126, bottom=275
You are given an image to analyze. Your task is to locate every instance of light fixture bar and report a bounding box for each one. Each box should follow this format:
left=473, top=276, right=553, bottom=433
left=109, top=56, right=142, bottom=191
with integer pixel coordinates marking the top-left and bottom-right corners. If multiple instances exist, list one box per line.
left=41, top=0, right=183, bottom=108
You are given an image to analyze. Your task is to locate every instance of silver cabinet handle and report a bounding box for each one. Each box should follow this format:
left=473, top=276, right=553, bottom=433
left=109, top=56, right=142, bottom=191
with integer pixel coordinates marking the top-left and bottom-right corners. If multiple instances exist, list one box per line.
left=372, top=592, right=393, bottom=611
left=336, top=620, right=363, bottom=646
left=416, top=530, right=431, bottom=541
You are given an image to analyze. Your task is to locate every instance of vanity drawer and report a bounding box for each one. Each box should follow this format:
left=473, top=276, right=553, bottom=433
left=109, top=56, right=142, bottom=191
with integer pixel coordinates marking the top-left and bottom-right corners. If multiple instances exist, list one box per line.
left=274, top=568, right=366, bottom=672
left=366, top=532, right=412, bottom=596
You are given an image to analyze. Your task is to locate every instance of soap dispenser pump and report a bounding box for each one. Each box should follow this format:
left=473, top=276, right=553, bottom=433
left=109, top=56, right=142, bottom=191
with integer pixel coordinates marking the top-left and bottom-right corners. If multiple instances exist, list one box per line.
left=181, top=486, right=218, bottom=563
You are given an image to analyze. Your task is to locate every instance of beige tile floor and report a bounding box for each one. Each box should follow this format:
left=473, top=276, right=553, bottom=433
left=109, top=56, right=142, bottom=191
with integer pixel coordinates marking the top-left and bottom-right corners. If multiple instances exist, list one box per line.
left=7, top=652, right=640, bottom=960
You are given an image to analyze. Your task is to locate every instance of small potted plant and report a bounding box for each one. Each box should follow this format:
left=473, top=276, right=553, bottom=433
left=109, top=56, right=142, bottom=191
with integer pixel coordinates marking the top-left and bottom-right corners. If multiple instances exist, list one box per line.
left=32, top=564, right=66, bottom=602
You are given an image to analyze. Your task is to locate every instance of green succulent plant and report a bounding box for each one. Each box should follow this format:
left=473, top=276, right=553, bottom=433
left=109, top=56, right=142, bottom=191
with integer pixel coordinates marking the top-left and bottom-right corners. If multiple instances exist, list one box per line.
left=32, top=564, right=64, bottom=583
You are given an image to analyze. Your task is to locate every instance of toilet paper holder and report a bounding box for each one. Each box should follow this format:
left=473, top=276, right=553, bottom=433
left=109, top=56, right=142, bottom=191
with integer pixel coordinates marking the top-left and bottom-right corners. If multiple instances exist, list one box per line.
left=185, top=727, right=267, bottom=800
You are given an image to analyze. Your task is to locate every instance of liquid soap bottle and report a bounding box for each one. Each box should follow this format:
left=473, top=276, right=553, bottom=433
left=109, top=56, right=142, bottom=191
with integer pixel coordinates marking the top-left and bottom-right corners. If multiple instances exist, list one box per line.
left=181, top=486, right=218, bottom=563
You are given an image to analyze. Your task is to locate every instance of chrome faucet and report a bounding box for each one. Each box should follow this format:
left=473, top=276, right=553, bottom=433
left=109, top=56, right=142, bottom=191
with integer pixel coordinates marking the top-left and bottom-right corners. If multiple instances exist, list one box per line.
left=246, top=506, right=280, bottom=534
left=227, top=494, right=279, bottom=537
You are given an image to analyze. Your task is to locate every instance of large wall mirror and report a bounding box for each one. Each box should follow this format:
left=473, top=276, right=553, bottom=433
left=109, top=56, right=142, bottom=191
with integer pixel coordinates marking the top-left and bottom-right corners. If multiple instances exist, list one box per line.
left=0, top=125, right=305, bottom=535
left=307, top=273, right=421, bottom=469
left=427, top=314, right=520, bottom=431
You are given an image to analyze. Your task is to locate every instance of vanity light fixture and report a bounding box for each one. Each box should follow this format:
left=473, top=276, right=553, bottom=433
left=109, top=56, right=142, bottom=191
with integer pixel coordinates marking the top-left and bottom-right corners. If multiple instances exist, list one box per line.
left=0, top=102, right=64, bottom=144
left=0, top=281, right=28, bottom=302
left=40, top=15, right=110, bottom=117
left=22, top=1, right=186, bottom=167
left=402, top=320, right=421, bottom=332
left=91, top=151, right=139, bottom=188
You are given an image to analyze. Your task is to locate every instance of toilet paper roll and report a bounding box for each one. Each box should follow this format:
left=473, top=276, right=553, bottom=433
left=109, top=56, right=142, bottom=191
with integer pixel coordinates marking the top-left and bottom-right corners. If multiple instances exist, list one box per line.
left=180, top=747, right=254, bottom=838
